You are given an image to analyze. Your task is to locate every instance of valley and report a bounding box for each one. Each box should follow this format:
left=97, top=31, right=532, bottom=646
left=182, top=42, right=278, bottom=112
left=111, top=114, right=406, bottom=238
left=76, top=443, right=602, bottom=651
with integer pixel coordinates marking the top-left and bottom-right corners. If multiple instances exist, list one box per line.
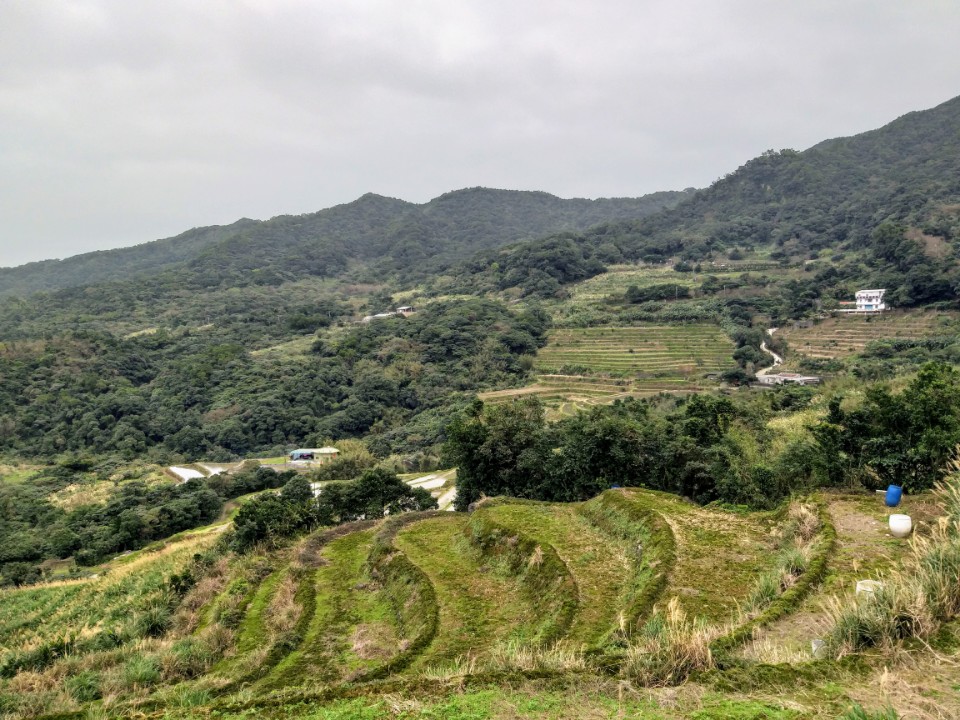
left=2, top=94, right=960, bottom=719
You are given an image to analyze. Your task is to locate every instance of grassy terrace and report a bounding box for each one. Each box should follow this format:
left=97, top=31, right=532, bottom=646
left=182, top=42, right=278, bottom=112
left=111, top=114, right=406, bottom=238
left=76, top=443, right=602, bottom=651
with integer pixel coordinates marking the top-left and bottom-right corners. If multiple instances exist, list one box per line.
left=566, top=263, right=789, bottom=303
left=474, top=502, right=632, bottom=646
left=533, top=325, right=735, bottom=376
left=257, top=529, right=400, bottom=690
left=740, top=491, right=944, bottom=663
left=394, top=515, right=540, bottom=669
left=779, top=309, right=960, bottom=360
left=619, top=489, right=781, bottom=623
left=1, top=487, right=955, bottom=718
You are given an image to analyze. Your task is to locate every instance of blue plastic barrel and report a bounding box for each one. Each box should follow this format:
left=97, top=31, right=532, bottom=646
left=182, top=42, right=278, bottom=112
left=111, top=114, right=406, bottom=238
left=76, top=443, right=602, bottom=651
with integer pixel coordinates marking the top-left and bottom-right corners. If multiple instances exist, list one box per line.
left=885, top=485, right=902, bottom=507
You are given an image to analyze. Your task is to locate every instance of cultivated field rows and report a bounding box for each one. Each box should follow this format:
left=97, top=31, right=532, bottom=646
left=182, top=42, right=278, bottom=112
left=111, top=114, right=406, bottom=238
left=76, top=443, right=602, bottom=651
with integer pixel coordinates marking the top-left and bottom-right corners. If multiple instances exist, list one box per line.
left=0, top=485, right=942, bottom=718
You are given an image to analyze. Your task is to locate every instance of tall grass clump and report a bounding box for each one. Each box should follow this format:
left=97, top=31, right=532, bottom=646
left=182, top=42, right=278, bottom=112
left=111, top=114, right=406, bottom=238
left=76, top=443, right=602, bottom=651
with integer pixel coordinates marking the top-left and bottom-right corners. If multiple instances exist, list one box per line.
left=839, top=704, right=899, bottom=720
left=621, top=598, right=716, bottom=686
left=485, top=640, right=588, bottom=673
left=826, top=454, right=960, bottom=656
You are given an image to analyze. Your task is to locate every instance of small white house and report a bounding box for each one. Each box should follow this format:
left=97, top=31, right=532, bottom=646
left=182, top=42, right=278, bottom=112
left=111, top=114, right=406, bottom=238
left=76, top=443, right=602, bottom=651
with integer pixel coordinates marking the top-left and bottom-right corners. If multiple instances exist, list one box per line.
left=855, top=289, right=886, bottom=312
left=757, top=372, right=821, bottom=386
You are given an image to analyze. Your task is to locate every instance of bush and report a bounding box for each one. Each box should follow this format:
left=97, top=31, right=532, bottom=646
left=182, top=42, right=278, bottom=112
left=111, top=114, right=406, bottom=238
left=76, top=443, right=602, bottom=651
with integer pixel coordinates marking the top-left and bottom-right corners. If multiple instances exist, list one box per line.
left=122, top=654, right=161, bottom=688
left=839, top=704, right=899, bottom=720
left=622, top=598, right=716, bottom=686
left=65, top=670, right=102, bottom=702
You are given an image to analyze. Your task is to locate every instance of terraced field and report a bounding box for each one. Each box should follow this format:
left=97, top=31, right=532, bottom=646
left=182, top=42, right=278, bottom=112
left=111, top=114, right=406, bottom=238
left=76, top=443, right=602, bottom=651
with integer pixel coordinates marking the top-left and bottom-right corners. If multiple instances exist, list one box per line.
left=533, top=325, right=735, bottom=376
left=1, top=486, right=951, bottom=719
left=395, top=515, right=543, bottom=667
left=740, top=492, right=945, bottom=663
left=779, top=309, right=960, bottom=360
left=480, top=324, right=735, bottom=415
left=568, top=264, right=772, bottom=302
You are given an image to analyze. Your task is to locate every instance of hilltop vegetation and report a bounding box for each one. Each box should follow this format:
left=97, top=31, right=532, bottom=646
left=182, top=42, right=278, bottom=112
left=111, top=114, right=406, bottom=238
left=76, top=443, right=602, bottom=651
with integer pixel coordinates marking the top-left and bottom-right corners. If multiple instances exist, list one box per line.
left=0, top=299, right=548, bottom=462
left=0, top=188, right=690, bottom=298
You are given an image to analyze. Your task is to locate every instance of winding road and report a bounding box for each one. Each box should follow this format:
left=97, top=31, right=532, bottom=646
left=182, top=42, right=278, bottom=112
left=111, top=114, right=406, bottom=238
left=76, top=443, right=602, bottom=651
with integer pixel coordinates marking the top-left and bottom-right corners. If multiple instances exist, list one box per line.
left=756, top=327, right=783, bottom=377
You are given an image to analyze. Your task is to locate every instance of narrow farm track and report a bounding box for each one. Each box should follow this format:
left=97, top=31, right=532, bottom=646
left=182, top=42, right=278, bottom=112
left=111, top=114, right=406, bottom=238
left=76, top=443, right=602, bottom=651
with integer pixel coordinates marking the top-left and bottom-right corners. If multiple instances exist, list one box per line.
left=620, top=489, right=779, bottom=623
left=394, top=515, right=539, bottom=668
left=740, top=493, right=945, bottom=662
left=475, top=503, right=632, bottom=646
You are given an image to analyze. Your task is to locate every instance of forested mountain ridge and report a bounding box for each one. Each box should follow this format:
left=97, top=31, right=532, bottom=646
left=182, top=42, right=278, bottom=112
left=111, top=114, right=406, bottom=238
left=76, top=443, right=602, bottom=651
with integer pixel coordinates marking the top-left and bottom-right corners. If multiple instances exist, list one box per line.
left=453, top=95, right=960, bottom=306
left=0, top=187, right=691, bottom=298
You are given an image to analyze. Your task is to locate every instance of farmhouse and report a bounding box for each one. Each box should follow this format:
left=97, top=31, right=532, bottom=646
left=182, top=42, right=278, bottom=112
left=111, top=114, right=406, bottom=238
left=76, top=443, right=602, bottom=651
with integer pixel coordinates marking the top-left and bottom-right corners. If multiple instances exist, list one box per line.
left=855, top=289, right=887, bottom=312
left=836, top=289, right=887, bottom=314
left=757, top=372, right=820, bottom=386
left=289, top=447, right=339, bottom=463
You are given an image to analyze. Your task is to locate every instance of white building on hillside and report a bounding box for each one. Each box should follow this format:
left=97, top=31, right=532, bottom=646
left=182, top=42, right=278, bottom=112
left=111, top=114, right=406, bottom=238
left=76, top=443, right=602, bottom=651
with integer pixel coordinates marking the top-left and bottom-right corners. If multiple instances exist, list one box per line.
left=855, top=289, right=886, bottom=312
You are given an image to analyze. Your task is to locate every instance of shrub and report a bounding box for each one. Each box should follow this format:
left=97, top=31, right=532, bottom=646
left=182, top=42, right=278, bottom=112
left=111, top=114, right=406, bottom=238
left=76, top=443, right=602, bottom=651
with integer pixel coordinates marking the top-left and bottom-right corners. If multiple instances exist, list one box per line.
left=122, top=654, right=161, bottom=688
left=839, top=704, right=899, bottom=720
left=65, top=670, right=102, bottom=702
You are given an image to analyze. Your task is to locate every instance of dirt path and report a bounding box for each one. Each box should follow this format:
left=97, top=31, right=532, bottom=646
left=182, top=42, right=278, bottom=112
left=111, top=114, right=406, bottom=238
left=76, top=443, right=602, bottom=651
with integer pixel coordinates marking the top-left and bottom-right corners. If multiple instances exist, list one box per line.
left=741, top=492, right=943, bottom=662
left=756, top=327, right=783, bottom=377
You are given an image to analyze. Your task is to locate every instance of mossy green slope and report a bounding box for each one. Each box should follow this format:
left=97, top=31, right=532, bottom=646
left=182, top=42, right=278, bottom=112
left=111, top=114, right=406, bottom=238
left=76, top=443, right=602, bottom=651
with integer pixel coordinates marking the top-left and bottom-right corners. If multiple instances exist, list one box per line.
left=619, top=489, right=780, bottom=623
left=258, top=529, right=400, bottom=691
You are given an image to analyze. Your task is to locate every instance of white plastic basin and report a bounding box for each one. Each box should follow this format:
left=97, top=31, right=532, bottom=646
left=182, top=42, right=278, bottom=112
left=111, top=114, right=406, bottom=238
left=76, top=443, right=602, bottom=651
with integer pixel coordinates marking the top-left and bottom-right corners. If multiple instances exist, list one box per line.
left=889, top=514, right=913, bottom=538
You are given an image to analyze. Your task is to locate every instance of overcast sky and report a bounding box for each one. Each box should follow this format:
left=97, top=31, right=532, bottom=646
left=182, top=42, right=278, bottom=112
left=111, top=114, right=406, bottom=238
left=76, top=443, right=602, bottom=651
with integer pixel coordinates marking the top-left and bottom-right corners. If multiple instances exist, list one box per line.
left=2, top=1, right=960, bottom=267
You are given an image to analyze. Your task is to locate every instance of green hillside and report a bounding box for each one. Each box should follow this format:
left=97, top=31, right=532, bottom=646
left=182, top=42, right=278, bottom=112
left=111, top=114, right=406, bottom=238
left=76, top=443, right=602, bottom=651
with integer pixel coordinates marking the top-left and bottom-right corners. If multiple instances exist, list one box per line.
left=1, top=479, right=956, bottom=719
left=452, top=95, right=960, bottom=314
left=0, top=188, right=690, bottom=298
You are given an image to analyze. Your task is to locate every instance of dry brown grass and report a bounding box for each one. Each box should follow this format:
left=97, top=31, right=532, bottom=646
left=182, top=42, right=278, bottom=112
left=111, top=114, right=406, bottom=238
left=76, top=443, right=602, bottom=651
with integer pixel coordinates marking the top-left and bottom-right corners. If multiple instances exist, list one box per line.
left=786, top=502, right=821, bottom=546
left=622, top=597, right=721, bottom=687
left=826, top=471, right=960, bottom=657
left=486, top=640, right=589, bottom=673
left=47, top=481, right=115, bottom=511
left=171, top=557, right=231, bottom=635
left=265, top=573, right=302, bottom=637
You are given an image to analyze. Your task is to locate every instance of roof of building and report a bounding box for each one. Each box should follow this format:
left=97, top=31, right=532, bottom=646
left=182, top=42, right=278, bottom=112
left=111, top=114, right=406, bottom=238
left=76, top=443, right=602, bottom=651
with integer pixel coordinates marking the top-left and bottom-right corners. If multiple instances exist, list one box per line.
left=855, top=289, right=886, bottom=294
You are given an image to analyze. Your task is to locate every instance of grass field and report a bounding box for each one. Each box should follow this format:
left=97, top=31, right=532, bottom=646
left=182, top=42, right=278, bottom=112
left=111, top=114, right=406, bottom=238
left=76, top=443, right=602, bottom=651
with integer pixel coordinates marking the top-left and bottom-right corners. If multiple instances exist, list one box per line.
left=394, top=515, right=542, bottom=669
left=566, top=263, right=794, bottom=304
left=740, top=491, right=945, bottom=663
left=533, top=325, right=735, bottom=376
left=479, top=323, right=734, bottom=416
left=617, top=489, right=782, bottom=623
left=779, top=309, right=960, bottom=360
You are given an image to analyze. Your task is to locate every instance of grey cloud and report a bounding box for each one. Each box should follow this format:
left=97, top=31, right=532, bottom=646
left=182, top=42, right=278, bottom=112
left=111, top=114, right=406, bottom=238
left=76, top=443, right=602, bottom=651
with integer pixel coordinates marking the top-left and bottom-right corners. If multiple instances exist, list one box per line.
left=1, top=0, right=960, bottom=266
